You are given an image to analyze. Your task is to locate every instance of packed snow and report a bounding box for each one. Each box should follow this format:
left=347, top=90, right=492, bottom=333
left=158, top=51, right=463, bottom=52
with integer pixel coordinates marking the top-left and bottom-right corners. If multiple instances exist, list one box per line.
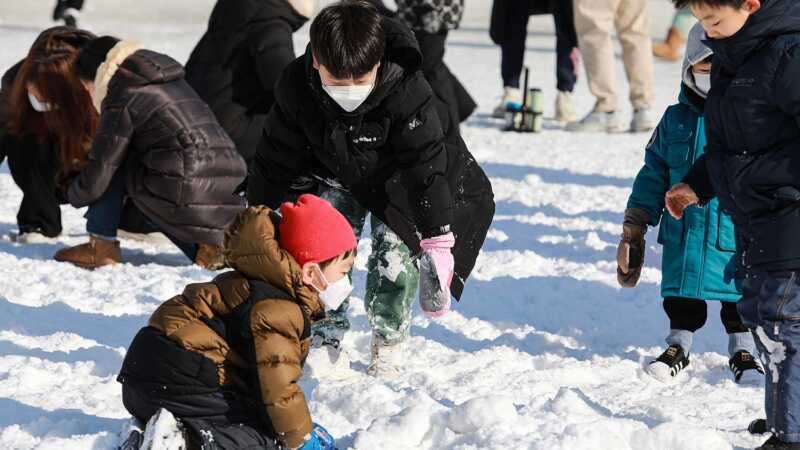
left=0, top=1, right=766, bottom=449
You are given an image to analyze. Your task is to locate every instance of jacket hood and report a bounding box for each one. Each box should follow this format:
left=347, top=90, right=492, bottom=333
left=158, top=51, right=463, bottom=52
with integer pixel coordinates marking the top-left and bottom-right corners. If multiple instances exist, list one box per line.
left=707, top=0, right=800, bottom=69
left=94, top=41, right=184, bottom=110
left=302, top=15, right=422, bottom=114
left=682, top=22, right=714, bottom=99
left=223, top=207, right=326, bottom=320
left=209, top=0, right=308, bottom=32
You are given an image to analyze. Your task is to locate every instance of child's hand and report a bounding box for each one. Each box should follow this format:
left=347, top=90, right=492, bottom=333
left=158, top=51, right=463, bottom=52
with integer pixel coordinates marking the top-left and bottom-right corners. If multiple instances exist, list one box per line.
left=419, top=232, right=455, bottom=317
left=665, top=183, right=699, bottom=219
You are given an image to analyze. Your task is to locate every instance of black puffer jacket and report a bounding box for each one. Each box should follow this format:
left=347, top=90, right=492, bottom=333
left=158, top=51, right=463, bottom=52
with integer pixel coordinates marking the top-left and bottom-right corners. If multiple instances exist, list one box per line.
left=68, top=44, right=247, bottom=247
left=684, top=0, right=800, bottom=274
left=247, top=17, right=494, bottom=299
left=185, top=0, right=307, bottom=162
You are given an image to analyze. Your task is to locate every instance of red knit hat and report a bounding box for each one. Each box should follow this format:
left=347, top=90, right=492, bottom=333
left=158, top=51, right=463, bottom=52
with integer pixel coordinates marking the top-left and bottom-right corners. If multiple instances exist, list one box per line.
left=279, top=194, right=357, bottom=266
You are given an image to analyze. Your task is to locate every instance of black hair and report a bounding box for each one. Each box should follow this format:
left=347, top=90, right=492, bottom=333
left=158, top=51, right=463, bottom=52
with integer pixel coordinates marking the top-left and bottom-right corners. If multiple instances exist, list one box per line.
left=318, top=248, right=357, bottom=270
left=74, top=35, right=120, bottom=81
left=672, top=0, right=746, bottom=8
left=310, top=0, right=385, bottom=79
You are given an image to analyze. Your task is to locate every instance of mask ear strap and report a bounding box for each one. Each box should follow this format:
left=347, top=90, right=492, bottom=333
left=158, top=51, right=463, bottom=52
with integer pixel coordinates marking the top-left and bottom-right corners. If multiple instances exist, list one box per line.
left=312, top=263, right=329, bottom=291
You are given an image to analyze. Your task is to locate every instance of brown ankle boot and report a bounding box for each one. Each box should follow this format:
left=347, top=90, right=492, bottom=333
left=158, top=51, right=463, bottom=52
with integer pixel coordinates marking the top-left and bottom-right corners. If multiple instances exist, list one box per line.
left=195, top=244, right=227, bottom=270
left=653, top=27, right=686, bottom=61
left=54, top=237, right=121, bottom=269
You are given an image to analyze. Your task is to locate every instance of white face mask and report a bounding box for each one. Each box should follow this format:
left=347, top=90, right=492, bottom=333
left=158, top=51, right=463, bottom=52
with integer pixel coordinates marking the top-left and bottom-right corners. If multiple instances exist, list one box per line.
left=28, top=91, right=52, bottom=112
left=321, top=83, right=374, bottom=112
left=313, top=265, right=353, bottom=311
left=693, top=72, right=711, bottom=96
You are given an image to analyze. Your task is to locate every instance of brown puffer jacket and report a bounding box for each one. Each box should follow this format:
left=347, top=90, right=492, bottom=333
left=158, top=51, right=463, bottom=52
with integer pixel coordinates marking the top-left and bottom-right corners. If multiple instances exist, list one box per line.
left=146, top=206, right=325, bottom=448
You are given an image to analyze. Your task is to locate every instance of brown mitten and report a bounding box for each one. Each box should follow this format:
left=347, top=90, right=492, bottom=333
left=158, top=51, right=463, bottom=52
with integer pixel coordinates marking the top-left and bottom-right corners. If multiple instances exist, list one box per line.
left=616, top=208, right=650, bottom=288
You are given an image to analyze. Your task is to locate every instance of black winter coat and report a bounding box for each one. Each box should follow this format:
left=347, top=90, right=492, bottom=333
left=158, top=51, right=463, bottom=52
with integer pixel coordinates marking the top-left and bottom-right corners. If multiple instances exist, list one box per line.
left=68, top=46, right=247, bottom=247
left=684, top=0, right=800, bottom=274
left=247, top=17, right=494, bottom=299
left=185, top=0, right=307, bottom=162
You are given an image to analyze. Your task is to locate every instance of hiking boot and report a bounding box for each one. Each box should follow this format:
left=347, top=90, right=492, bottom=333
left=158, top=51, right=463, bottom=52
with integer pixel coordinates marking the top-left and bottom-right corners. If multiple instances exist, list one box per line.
left=730, top=350, right=765, bottom=384
left=492, top=87, right=522, bottom=118
left=195, top=244, right=226, bottom=270
left=367, top=332, right=405, bottom=379
left=757, top=436, right=800, bottom=450
left=54, top=237, right=121, bottom=269
left=555, top=90, right=577, bottom=123
left=631, top=106, right=656, bottom=133
left=565, top=107, right=622, bottom=133
left=646, top=345, right=690, bottom=382
left=653, top=27, right=686, bottom=62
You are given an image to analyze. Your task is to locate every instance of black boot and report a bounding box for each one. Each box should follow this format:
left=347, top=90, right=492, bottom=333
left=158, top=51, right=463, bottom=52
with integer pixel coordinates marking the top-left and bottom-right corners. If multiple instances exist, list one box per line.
left=757, top=436, right=800, bottom=450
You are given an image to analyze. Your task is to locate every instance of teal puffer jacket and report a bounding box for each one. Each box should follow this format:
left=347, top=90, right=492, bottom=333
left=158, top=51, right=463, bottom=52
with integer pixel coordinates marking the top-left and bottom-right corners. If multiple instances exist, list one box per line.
left=627, top=87, right=741, bottom=302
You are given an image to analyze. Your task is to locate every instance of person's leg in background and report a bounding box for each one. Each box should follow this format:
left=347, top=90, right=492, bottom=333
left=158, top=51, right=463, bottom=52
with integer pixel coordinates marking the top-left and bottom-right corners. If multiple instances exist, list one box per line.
left=615, top=0, right=655, bottom=132
left=365, top=215, right=419, bottom=378
left=721, top=300, right=765, bottom=384
left=567, top=0, right=622, bottom=132
left=313, top=187, right=367, bottom=350
left=738, top=272, right=800, bottom=446
left=646, top=297, right=706, bottom=381
left=552, top=0, right=580, bottom=123
left=493, top=0, right=530, bottom=118
left=53, top=0, right=84, bottom=27
left=653, top=7, right=696, bottom=61
left=6, top=136, right=62, bottom=241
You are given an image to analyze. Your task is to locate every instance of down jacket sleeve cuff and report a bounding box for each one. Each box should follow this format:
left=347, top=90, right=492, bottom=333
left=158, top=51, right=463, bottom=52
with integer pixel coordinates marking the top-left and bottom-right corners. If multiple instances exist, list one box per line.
left=681, top=153, right=715, bottom=204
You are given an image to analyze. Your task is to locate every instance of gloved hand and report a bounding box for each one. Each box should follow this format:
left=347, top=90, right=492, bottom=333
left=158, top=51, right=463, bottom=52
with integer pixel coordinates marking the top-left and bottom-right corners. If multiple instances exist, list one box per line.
left=418, top=232, right=455, bottom=317
left=616, top=208, right=650, bottom=288
left=297, top=424, right=335, bottom=450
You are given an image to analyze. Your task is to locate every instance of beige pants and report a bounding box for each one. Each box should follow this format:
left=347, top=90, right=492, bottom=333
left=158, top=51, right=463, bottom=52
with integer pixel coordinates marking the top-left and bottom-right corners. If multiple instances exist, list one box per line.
left=573, top=0, right=654, bottom=112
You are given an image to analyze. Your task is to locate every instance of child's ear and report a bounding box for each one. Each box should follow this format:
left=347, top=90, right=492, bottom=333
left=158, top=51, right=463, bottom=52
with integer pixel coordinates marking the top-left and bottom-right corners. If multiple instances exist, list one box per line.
left=743, top=0, right=762, bottom=14
left=301, top=262, right=316, bottom=285
left=312, top=53, right=320, bottom=70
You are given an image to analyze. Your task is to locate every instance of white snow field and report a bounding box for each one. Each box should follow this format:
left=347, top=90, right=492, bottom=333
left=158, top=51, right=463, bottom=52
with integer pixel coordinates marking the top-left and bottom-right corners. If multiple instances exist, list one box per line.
left=0, top=1, right=766, bottom=449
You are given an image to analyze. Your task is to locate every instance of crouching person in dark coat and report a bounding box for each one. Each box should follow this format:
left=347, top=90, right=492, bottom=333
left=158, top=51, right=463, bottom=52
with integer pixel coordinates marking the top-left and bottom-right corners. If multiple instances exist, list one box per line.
left=54, top=36, right=248, bottom=270
left=119, top=200, right=355, bottom=450
left=247, top=1, right=494, bottom=378
left=185, top=0, right=313, bottom=162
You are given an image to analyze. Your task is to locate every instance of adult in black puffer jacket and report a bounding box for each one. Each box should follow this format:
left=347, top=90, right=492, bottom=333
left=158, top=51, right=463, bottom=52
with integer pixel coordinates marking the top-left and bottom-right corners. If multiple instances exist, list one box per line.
left=185, top=0, right=311, bottom=162
left=55, top=37, right=247, bottom=270
left=247, top=8, right=494, bottom=302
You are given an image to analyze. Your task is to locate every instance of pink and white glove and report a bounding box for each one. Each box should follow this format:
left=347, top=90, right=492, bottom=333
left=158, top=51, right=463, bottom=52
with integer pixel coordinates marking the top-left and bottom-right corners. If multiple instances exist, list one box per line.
left=418, top=232, right=455, bottom=317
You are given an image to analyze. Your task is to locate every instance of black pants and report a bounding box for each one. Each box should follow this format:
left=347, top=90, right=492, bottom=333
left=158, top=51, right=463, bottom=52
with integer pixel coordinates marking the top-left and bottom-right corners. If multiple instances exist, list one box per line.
left=414, top=29, right=477, bottom=124
left=663, top=297, right=749, bottom=334
left=120, top=327, right=279, bottom=450
left=497, top=0, right=578, bottom=92
left=3, top=135, right=62, bottom=237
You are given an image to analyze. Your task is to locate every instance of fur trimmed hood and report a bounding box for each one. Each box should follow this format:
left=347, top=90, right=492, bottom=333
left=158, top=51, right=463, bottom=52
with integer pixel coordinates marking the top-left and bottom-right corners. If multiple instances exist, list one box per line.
left=92, top=40, right=144, bottom=111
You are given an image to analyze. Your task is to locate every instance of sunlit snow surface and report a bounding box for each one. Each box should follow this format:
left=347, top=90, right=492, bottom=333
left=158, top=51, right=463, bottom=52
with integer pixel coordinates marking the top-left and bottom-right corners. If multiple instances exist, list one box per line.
left=0, top=1, right=764, bottom=448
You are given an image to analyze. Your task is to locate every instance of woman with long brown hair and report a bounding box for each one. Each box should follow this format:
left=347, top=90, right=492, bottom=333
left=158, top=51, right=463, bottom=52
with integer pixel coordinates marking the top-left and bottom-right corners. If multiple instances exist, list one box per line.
left=0, top=26, right=96, bottom=242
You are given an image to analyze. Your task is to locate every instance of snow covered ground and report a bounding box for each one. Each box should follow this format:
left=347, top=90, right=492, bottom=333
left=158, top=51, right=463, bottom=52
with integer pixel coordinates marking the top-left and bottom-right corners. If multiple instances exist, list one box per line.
left=0, top=1, right=766, bottom=449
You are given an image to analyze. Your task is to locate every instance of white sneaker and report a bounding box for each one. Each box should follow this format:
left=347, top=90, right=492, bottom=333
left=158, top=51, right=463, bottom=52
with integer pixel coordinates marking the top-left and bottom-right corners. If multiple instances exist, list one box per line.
left=367, top=332, right=405, bottom=379
left=13, top=231, right=57, bottom=244
left=140, top=408, right=186, bottom=450
left=631, top=106, right=656, bottom=133
left=305, top=345, right=356, bottom=381
left=555, top=91, right=577, bottom=123
left=492, top=87, right=522, bottom=118
left=565, top=107, right=622, bottom=133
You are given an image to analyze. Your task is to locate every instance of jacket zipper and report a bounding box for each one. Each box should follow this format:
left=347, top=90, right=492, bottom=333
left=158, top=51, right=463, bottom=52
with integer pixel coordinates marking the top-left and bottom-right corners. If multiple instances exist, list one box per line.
left=776, top=272, right=800, bottom=326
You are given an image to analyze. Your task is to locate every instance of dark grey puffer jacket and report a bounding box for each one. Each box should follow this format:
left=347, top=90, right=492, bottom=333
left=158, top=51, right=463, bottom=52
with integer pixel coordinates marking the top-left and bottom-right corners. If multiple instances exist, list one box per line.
left=68, top=42, right=247, bottom=246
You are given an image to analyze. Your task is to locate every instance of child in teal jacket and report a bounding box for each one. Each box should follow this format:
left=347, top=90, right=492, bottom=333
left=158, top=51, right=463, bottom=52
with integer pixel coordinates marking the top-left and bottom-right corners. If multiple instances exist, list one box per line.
left=616, top=24, right=763, bottom=384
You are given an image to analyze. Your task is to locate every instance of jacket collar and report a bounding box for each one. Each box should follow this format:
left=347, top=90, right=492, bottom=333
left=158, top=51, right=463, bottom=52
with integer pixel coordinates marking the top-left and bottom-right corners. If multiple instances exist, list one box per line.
left=92, top=40, right=144, bottom=111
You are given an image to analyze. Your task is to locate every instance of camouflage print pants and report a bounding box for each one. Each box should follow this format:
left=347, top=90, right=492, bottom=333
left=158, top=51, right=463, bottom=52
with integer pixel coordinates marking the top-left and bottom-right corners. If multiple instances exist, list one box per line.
left=313, top=187, right=419, bottom=345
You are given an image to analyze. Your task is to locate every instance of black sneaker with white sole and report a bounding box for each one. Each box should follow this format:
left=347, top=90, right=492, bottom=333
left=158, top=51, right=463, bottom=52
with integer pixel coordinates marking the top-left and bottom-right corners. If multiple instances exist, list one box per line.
left=646, top=345, right=690, bottom=382
left=750, top=419, right=768, bottom=435
left=730, top=350, right=765, bottom=384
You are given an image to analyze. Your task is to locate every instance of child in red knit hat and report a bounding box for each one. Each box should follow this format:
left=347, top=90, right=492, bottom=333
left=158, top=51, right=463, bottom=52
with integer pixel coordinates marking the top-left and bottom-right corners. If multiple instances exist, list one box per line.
left=117, top=194, right=353, bottom=450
